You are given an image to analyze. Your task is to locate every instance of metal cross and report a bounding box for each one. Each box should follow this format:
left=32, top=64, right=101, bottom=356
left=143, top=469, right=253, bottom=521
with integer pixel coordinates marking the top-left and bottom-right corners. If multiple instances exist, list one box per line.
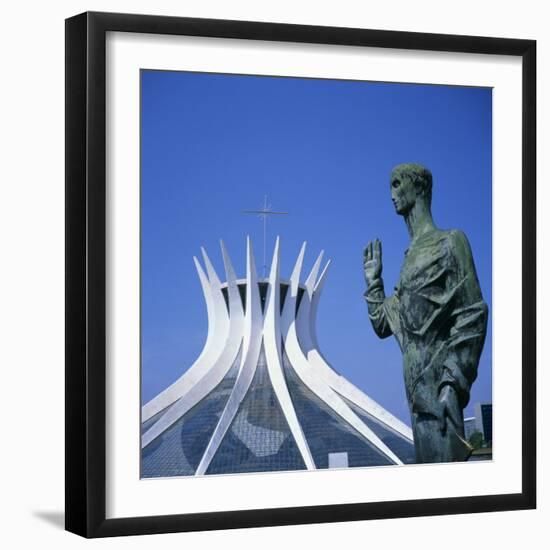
left=242, top=195, right=288, bottom=277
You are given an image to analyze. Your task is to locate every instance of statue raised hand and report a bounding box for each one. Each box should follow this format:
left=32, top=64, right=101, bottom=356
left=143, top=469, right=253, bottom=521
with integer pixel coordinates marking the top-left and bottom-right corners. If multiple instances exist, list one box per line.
left=363, top=238, right=382, bottom=287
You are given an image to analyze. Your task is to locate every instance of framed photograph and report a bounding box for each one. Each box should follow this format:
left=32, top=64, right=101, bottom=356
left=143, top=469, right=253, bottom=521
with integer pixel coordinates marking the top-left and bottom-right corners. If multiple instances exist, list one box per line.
left=65, top=11, right=536, bottom=538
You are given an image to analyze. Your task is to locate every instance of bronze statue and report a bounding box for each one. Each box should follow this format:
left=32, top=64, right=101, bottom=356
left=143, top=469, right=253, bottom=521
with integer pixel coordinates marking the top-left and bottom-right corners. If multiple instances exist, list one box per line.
left=363, top=163, right=488, bottom=463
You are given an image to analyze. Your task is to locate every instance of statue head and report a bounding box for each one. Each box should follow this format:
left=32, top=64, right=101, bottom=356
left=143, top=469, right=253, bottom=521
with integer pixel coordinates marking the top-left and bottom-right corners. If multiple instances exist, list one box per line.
left=389, top=163, right=433, bottom=216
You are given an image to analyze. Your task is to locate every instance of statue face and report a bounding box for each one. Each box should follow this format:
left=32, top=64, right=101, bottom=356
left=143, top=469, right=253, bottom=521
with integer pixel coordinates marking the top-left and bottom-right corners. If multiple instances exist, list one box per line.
left=390, top=172, right=417, bottom=216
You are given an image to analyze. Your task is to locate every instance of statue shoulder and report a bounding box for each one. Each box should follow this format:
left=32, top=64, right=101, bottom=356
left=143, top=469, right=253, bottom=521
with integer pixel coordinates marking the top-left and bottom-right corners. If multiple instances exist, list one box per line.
left=443, top=229, right=477, bottom=272
left=440, top=228, right=472, bottom=252
left=422, top=229, right=472, bottom=256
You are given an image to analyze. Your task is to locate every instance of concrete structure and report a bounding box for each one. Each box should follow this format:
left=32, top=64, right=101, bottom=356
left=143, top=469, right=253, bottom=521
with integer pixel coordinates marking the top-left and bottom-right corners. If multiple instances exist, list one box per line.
left=474, top=402, right=493, bottom=446
left=464, top=416, right=477, bottom=441
left=141, top=238, right=415, bottom=477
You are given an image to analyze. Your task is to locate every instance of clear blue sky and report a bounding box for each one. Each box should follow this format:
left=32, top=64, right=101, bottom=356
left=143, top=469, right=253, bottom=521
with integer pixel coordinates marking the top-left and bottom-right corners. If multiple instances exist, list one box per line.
left=140, top=69, right=492, bottom=425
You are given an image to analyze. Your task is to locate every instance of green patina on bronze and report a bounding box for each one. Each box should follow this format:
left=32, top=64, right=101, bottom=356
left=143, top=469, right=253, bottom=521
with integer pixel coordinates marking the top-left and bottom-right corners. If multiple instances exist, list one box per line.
left=363, top=163, right=488, bottom=463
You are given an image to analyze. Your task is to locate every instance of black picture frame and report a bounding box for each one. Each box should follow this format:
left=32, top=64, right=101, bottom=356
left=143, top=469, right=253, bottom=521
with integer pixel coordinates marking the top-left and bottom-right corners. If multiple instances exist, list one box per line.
left=65, top=11, right=536, bottom=538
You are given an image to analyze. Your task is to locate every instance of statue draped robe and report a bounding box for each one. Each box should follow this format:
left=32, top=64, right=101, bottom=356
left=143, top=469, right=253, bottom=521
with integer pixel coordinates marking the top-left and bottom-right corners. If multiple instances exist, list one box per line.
left=365, top=229, right=488, bottom=463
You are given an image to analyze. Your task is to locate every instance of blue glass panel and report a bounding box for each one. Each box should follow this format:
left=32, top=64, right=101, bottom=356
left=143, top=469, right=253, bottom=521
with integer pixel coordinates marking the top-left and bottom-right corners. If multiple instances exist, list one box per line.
left=340, top=395, right=416, bottom=464
left=281, top=351, right=393, bottom=469
left=141, top=349, right=241, bottom=478
left=141, top=404, right=174, bottom=435
left=206, top=345, right=306, bottom=475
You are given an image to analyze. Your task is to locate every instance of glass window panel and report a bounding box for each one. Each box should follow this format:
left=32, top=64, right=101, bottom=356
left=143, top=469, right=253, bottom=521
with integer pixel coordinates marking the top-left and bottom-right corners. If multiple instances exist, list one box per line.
left=206, top=345, right=306, bottom=475
left=282, top=350, right=394, bottom=469
left=141, top=348, right=241, bottom=478
left=339, top=395, right=416, bottom=464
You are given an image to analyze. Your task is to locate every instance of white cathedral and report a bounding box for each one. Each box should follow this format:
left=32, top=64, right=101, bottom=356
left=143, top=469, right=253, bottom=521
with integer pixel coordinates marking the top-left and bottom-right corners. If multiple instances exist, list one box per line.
left=141, top=237, right=415, bottom=477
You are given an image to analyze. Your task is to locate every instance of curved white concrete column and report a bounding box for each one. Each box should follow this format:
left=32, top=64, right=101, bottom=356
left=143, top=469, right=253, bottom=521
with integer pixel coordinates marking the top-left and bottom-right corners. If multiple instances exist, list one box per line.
left=304, top=250, right=324, bottom=300
left=200, top=246, right=231, bottom=349
left=195, top=238, right=264, bottom=475
left=282, top=247, right=403, bottom=465
left=141, top=244, right=244, bottom=448
left=309, top=260, right=331, bottom=354
left=263, top=239, right=315, bottom=470
left=219, top=240, right=245, bottom=332
left=142, top=252, right=231, bottom=422
left=296, top=259, right=330, bottom=358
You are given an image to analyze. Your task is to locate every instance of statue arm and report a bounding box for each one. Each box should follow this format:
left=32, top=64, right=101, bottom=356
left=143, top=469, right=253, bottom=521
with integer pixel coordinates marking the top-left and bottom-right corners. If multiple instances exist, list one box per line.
left=438, top=230, right=489, bottom=409
left=363, top=279, right=397, bottom=339
left=363, top=239, right=399, bottom=339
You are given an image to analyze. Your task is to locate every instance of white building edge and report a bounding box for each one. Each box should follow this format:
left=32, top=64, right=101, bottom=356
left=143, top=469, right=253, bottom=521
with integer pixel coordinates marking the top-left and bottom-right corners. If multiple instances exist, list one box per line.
left=141, top=237, right=415, bottom=477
